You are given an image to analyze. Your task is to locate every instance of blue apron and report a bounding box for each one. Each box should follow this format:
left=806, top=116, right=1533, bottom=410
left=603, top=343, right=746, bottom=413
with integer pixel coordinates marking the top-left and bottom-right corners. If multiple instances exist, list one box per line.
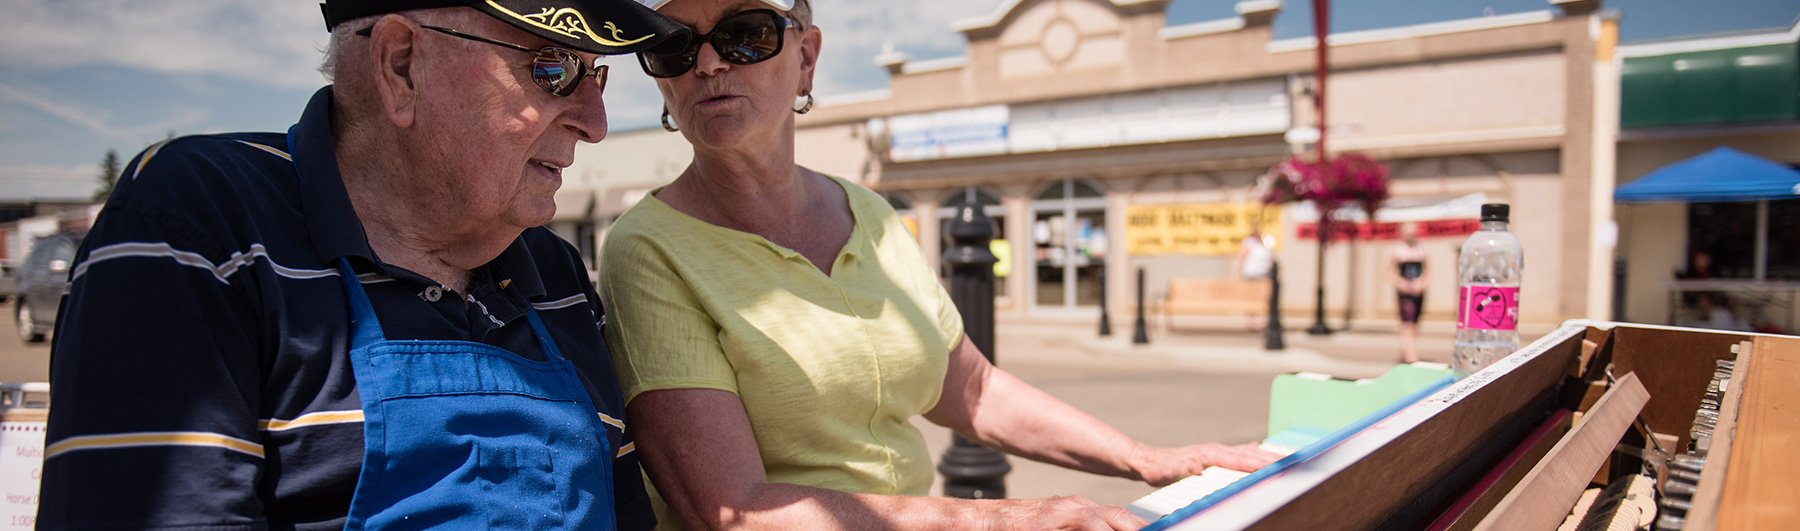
left=337, top=259, right=616, bottom=530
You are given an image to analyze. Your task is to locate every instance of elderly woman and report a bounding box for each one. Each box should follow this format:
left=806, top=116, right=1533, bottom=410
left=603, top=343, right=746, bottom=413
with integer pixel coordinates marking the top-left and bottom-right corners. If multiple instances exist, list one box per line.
left=600, top=0, right=1276, bottom=528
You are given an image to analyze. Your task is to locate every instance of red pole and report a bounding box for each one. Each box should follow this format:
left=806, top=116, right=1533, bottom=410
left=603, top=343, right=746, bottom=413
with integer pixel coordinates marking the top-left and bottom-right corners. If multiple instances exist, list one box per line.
left=1305, top=0, right=1335, bottom=336
left=1312, top=0, right=1330, bottom=166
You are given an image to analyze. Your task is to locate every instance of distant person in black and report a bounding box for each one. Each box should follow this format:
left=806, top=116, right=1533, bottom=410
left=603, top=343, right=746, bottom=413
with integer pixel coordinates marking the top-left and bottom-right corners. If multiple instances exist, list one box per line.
left=37, top=0, right=683, bottom=528
left=1389, top=223, right=1430, bottom=364
left=1678, top=249, right=1717, bottom=280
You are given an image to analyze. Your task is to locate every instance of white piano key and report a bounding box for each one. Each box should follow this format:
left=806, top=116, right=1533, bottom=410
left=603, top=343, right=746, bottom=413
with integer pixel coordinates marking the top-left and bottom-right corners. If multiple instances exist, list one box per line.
left=1128, top=466, right=1253, bottom=519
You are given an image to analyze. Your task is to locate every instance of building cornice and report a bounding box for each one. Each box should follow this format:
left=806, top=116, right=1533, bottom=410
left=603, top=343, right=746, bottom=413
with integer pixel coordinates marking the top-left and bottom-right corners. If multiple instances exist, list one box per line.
left=951, top=0, right=1168, bottom=34
left=1617, top=17, right=1800, bottom=58
left=1266, top=10, right=1557, bottom=53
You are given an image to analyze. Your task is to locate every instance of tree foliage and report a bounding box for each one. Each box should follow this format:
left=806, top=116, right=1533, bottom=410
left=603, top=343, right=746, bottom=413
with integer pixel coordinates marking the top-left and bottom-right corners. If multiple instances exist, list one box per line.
left=93, top=149, right=122, bottom=202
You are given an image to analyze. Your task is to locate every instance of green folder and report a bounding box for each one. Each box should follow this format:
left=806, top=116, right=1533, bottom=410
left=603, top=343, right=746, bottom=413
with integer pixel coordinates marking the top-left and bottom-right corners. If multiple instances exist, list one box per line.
left=1266, top=363, right=1455, bottom=448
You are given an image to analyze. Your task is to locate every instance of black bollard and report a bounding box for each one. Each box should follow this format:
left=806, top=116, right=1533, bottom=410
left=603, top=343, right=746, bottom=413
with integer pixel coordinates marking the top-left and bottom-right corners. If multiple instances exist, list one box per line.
left=1264, top=260, right=1285, bottom=350
left=1097, top=268, right=1112, bottom=337
left=938, top=203, right=1011, bottom=499
left=1307, top=225, right=1333, bottom=336
left=1132, top=267, right=1149, bottom=344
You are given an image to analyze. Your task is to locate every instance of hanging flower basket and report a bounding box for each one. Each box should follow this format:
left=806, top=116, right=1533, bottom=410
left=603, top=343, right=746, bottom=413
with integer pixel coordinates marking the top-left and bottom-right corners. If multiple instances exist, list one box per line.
left=1325, top=152, right=1390, bottom=218
left=1256, top=152, right=1390, bottom=242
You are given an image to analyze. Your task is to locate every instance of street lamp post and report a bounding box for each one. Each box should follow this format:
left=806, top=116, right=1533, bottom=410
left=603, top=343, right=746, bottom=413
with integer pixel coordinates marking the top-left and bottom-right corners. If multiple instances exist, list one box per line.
left=938, top=203, right=1011, bottom=498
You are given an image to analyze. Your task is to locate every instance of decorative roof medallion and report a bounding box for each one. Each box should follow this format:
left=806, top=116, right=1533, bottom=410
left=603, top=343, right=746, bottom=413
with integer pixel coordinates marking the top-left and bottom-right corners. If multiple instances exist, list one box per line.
left=1040, top=17, right=1081, bottom=66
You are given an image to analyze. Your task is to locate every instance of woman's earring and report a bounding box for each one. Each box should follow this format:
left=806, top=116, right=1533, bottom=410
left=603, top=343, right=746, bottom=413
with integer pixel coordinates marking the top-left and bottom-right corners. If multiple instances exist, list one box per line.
left=793, top=93, right=814, bottom=115
left=661, top=106, right=680, bottom=132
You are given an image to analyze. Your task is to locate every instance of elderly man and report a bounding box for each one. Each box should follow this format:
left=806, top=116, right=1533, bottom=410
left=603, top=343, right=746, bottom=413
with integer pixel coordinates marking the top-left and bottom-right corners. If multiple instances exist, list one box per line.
left=37, top=1, right=683, bottom=528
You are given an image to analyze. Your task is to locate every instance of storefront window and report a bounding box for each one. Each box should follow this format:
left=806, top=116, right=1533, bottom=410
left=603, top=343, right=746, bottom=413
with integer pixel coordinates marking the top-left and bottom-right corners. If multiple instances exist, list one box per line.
left=1677, top=199, right=1799, bottom=334
left=938, top=188, right=1008, bottom=297
left=1765, top=199, right=1800, bottom=280
left=1031, top=180, right=1107, bottom=308
left=1685, top=199, right=1800, bottom=280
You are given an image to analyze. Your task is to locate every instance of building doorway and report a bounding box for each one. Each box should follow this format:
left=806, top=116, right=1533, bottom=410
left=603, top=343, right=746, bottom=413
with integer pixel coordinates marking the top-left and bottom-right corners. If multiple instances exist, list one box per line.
left=1030, top=179, right=1108, bottom=309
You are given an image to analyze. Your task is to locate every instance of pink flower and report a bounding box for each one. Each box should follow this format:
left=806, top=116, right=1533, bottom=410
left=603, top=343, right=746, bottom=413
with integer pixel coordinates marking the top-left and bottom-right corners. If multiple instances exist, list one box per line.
left=1260, top=152, right=1390, bottom=242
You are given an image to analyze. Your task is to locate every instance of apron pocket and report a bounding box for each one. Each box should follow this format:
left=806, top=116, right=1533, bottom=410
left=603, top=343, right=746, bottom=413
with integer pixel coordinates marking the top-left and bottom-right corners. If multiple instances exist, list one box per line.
left=478, top=442, right=563, bottom=530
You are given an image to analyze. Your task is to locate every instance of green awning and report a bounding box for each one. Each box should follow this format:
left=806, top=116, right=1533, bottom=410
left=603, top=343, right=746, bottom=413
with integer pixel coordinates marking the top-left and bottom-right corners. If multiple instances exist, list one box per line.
left=1622, top=42, right=1800, bottom=129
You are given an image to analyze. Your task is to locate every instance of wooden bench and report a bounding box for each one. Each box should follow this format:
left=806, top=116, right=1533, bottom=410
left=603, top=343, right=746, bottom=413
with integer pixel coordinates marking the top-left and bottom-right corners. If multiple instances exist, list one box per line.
left=1156, top=278, right=1270, bottom=330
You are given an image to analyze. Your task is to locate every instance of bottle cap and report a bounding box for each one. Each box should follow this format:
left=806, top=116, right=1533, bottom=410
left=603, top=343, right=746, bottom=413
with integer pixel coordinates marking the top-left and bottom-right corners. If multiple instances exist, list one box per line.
left=1481, top=203, right=1510, bottom=222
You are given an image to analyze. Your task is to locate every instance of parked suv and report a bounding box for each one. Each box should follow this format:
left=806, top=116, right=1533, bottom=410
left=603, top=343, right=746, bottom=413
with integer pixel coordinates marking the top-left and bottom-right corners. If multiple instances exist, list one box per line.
left=0, top=259, right=17, bottom=303
left=15, top=232, right=84, bottom=343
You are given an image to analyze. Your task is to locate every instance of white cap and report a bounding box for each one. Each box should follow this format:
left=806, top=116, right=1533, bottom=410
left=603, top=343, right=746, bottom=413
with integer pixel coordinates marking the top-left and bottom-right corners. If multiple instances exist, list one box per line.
left=639, top=0, right=793, bottom=10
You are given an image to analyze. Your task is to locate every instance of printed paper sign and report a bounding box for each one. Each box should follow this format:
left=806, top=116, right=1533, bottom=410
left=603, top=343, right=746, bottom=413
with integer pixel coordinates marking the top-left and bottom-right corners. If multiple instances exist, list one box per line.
left=0, top=422, right=44, bottom=529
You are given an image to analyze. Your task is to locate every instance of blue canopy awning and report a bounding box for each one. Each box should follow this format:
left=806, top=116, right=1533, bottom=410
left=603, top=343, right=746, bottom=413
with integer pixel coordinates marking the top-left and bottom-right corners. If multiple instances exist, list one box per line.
left=1615, top=147, right=1800, bottom=203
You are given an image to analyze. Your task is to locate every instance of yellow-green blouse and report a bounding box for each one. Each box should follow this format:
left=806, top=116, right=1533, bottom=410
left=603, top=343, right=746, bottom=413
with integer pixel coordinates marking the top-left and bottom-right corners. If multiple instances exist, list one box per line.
left=600, top=175, right=964, bottom=500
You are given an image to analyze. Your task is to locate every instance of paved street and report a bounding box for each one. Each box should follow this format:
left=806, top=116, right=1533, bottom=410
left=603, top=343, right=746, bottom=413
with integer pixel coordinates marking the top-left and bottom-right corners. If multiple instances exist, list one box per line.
left=0, top=304, right=51, bottom=384
left=1, top=302, right=1462, bottom=509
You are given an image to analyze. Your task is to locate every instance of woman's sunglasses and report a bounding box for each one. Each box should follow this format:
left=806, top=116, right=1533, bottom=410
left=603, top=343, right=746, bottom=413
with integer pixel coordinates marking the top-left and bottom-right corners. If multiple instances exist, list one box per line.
left=357, top=24, right=607, bottom=97
left=637, top=9, right=797, bottom=78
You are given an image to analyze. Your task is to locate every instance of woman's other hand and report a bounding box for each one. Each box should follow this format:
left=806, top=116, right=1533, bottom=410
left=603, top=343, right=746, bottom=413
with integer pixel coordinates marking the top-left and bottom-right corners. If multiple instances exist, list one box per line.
left=1130, top=443, right=1282, bottom=487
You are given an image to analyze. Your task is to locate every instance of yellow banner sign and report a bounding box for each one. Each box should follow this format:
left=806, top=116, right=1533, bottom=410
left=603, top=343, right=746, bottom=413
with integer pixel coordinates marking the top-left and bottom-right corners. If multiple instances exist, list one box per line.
left=1125, top=203, right=1281, bottom=256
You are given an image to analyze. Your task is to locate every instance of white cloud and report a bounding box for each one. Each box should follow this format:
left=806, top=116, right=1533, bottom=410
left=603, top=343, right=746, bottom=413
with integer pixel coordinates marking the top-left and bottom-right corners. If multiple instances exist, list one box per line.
left=0, top=80, right=135, bottom=141
left=808, top=0, right=1000, bottom=96
left=0, top=0, right=1000, bottom=97
left=0, top=164, right=96, bottom=201
left=0, top=0, right=1005, bottom=133
left=599, top=0, right=1005, bottom=129
left=0, top=79, right=213, bottom=145
left=604, top=65, right=674, bottom=131
left=0, top=1, right=328, bottom=89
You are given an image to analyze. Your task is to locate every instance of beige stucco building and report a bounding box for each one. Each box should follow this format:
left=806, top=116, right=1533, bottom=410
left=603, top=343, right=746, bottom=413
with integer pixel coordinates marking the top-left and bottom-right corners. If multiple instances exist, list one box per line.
left=573, top=0, right=1627, bottom=330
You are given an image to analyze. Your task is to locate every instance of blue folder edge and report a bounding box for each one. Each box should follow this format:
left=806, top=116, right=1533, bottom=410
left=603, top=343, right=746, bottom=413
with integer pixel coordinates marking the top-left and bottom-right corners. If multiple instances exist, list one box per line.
left=1140, top=375, right=1455, bottom=531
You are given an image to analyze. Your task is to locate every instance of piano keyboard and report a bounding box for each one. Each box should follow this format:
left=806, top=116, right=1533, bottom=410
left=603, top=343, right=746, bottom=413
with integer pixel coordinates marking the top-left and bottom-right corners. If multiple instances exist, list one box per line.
left=1129, top=362, right=1458, bottom=523
left=1127, top=443, right=1297, bottom=520
left=1132, top=361, right=1464, bottom=530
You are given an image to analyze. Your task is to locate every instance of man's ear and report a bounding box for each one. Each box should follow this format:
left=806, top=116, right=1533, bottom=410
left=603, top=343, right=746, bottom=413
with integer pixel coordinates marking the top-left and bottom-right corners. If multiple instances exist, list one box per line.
left=367, top=15, right=421, bottom=128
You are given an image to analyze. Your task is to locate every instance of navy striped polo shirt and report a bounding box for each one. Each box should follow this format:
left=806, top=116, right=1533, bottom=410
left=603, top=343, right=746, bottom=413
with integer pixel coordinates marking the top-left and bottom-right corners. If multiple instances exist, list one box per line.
left=38, top=87, right=652, bottom=530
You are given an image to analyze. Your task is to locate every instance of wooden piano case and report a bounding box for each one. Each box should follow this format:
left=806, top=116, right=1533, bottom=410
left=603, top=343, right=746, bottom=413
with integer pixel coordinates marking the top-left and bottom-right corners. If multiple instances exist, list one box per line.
left=1164, top=321, right=1799, bottom=530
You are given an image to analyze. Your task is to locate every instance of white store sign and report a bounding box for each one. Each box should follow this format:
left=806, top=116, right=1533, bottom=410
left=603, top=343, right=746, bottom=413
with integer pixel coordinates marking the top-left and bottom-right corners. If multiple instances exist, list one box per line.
left=0, top=421, right=43, bottom=528
left=885, top=105, right=1011, bottom=162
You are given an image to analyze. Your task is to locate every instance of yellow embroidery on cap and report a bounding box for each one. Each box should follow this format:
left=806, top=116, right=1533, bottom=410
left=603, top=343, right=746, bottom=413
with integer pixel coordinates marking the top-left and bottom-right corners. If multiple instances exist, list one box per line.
left=485, top=1, right=654, bottom=47
left=601, top=21, right=626, bottom=41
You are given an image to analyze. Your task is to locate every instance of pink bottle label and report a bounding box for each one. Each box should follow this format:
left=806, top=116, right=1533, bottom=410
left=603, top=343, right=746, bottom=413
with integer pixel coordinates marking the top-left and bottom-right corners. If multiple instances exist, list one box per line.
left=1457, top=285, right=1519, bottom=330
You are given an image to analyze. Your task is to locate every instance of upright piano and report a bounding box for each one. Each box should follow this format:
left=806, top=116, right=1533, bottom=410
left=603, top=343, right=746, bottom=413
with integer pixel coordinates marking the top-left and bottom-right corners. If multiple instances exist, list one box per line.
left=1132, top=320, right=1800, bottom=530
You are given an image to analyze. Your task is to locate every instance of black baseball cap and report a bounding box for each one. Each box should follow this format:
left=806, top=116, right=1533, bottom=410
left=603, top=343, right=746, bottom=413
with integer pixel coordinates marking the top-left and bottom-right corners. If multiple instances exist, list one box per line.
left=321, top=0, right=688, bottom=55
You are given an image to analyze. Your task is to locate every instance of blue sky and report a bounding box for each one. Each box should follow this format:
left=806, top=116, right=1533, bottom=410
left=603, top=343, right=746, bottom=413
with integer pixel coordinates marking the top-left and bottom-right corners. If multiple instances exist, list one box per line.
left=3, top=0, right=1797, bottom=201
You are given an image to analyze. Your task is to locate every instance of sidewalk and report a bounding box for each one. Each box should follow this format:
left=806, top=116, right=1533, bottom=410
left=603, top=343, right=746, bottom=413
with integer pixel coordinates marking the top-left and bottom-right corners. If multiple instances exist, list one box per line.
left=1000, top=313, right=1460, bottom=379
left=912, top=314, right=1474, bottom=507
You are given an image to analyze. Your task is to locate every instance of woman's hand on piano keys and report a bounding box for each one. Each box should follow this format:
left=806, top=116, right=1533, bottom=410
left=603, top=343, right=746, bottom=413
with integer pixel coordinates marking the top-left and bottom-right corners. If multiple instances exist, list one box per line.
left=1130, top=443, right=1283, bottom=487
left=991, top=495, right=1148, bottom=530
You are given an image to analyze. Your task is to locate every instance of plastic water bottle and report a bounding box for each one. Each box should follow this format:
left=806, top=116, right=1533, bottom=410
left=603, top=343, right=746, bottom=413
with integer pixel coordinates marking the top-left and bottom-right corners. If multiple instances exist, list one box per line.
left=1453, top=203, right=1524, bottom=378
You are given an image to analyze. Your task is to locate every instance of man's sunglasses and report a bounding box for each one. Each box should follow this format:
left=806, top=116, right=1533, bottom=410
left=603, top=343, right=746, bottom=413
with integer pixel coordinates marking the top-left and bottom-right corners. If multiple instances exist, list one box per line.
left=637, top=9, right=797, bottom=79
left=357, top=24, right=607, bottom=97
